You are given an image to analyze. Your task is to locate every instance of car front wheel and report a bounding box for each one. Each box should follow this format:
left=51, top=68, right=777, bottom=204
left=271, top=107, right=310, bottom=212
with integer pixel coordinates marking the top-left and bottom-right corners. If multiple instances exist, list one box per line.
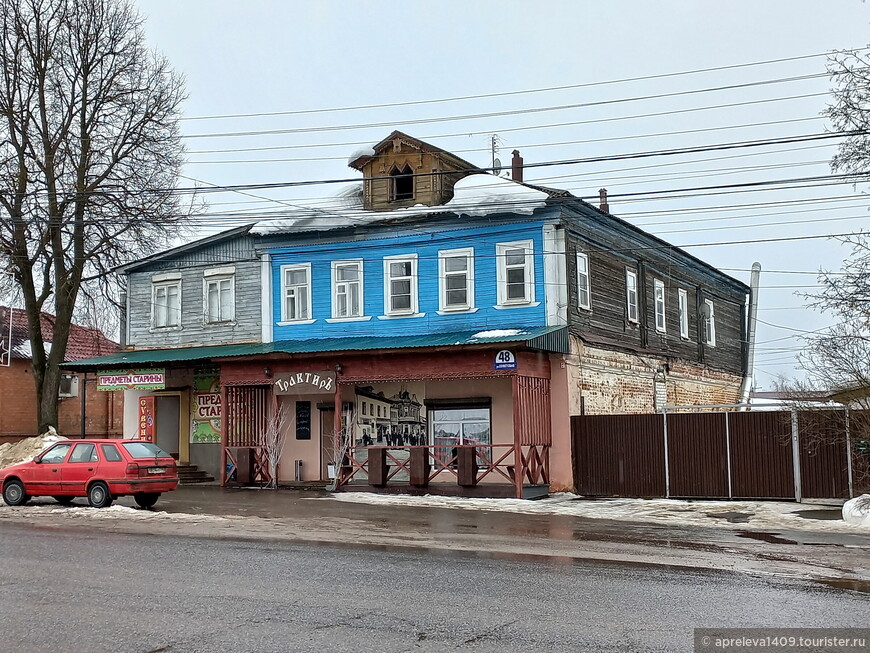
left=3, top=480, right=29, bottom=506
left=87, top=482, right=113, bottom=508
left=134, top=493, right=160, bottom=509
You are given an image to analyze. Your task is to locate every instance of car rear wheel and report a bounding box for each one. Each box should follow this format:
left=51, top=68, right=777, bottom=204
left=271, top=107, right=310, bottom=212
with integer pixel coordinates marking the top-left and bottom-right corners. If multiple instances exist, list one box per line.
left=52, top=496, right=74, bottom=506
left=87, top=482, right=113, bottom=508
left=134, top=493, right=160, bottom=509
left=3, top=480, right=29, bottom=506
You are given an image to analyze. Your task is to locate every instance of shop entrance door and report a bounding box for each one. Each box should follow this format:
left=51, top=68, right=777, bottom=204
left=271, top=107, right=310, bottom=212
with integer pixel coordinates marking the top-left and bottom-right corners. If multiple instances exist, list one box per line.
left=155, top=395, right=180, bottom=458
left=320, top=408, right=335, bottom=481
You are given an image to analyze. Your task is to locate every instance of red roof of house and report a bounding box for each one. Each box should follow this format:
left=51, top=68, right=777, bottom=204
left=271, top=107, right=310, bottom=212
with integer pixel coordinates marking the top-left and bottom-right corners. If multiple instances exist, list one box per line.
left=2, top=307, right=118, bottom=361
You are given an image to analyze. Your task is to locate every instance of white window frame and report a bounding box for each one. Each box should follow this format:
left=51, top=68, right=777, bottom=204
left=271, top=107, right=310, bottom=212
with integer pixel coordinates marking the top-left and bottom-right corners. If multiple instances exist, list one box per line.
left=203, top=267, right=235, bottom=324
left=678, top=289, right=689, bottom=339
left=496, top=240, right=535, bottom=307
left=330, top=259, right=364, bottom=320
left=151, top=273, right=181, bottom=329
left=703, top=298, right=716, bottom=346
left=383, top=254, right=419, bottom=317
left=280, top=263, right=313, bottom=324
left=654, top=279, right=666, bottom=333
left=576, top=251, right=591, bottom=310
left=625, top=269, right=638, bottom=323
left=438, top=247, right=475, bottom=313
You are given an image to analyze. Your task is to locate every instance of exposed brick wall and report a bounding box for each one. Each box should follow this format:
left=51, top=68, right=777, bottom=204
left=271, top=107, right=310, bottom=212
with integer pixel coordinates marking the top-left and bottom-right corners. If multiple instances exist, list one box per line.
left=566, top=336, right=742, bottom=415
left=0, top=361, right=123, bottom=439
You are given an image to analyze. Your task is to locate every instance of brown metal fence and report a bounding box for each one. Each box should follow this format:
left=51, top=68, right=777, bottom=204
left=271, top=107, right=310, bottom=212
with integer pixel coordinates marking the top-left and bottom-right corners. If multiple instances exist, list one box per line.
left=573, top=409, right=861, bottom=500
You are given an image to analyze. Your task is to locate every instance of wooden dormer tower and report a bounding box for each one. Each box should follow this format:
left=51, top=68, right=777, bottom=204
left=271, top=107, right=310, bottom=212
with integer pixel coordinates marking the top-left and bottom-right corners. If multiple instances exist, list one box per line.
left=348, top=131, right=482, bottom=211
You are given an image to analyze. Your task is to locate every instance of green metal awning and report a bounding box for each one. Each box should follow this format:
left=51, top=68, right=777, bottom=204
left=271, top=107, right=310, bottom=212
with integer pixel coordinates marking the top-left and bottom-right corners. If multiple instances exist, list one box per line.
left=63, top=326, right=569, bottom=370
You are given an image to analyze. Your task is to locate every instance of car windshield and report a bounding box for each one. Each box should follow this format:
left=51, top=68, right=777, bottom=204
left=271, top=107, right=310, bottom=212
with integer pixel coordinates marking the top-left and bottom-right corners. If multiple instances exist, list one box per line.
left=121, top=442, right=172, bottom=459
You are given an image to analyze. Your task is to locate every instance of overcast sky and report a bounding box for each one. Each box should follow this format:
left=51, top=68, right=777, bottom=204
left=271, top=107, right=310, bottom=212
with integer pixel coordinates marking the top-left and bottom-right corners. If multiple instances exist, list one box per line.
left=134, top=0, right=870, bottom=388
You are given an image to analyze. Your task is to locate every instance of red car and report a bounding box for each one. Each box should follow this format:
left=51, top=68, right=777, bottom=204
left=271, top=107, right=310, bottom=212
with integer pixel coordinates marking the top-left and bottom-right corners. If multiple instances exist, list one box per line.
left=0, top=439, right=178, bottom=509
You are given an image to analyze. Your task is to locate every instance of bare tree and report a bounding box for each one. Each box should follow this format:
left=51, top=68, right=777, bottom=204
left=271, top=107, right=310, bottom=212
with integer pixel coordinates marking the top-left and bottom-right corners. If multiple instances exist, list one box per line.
left=795, top=237, right=870, bottom=493
left=0, top=0, right=191, bottom=431
left=260, top=401, right=293, bottom=490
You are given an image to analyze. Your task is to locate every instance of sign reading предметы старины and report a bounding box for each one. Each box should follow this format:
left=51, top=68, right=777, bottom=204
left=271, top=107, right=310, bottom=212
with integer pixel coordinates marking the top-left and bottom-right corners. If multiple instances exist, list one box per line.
left=97, top=369, right=166, bottom=391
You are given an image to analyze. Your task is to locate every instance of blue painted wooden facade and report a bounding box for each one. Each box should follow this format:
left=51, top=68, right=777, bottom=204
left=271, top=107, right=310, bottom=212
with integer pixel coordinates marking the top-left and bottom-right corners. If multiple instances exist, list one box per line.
left=269, top=219, right=551, bottom=341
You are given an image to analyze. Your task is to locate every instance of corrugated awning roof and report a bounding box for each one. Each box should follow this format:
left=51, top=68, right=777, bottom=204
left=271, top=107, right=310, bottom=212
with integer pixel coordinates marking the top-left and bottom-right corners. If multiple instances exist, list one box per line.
left=63, top=326, right=568, bottom=370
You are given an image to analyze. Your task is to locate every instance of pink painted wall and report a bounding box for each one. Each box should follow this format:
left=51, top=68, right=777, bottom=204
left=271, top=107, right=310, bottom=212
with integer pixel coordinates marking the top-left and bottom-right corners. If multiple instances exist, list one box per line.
left=548, top=354, right=573, bottom=492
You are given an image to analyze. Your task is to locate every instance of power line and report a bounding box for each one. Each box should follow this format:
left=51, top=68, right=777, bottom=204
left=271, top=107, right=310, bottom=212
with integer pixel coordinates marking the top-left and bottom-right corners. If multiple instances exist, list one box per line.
left=181, top=73, right=829, bottom=140
left=181, top=50, right=855, bottom=122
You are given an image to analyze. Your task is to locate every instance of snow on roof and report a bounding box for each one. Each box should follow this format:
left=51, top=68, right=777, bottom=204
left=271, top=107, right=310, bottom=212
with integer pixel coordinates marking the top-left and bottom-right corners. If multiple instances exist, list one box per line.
left=470, top=329, right=527, bottom=339
left=1, top=307, right=117, bottom=362
left=250, top=174, right=550, bottom=236
left=346, top=145, right=375, bottom=165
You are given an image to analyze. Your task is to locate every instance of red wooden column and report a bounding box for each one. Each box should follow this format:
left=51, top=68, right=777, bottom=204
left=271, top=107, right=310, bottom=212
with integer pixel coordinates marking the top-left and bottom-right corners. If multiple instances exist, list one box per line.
left=334, top=378, right=343, bottom=480
left=512, top=375, right=523, bottom=499
left=220, top=382, right=228, bottom=487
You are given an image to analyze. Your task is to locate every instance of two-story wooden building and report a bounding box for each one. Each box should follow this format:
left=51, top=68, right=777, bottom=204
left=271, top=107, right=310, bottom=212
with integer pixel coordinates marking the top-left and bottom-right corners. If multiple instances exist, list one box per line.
left=66, top=131, right=750, bottom=497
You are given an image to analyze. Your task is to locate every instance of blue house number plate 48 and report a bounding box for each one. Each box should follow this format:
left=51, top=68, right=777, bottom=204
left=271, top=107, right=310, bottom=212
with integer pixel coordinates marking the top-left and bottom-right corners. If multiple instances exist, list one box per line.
left=494, top=350, right=517, bottom=370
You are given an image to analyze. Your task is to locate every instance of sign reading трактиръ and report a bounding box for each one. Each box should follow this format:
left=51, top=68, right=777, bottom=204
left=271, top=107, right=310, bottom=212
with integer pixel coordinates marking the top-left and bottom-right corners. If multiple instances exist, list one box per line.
left=97, top=369, right=166, bottom=391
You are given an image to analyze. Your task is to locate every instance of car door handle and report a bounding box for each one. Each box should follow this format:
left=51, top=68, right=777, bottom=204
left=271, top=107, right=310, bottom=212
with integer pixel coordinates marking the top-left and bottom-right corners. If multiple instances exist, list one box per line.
left=52, top=468, right=58, bottom=472
left=87, top=468, right=93, bottom=471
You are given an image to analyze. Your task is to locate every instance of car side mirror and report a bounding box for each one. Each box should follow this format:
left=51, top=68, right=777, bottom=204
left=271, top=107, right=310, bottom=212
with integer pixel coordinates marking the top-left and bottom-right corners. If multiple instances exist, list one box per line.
left=33, top=457, right=41, bottom=464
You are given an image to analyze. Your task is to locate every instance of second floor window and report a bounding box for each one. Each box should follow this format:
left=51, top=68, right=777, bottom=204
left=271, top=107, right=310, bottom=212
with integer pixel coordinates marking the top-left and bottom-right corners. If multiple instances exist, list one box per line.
left=384, top=254, right=418, bottom=316
left=204, top=268, right=235, bottom=324
left=152, top=276, right=181, bottom=328
left=576, top=252, right=591, bottom=310
left=654, top=279, right=666, bottom=333
left=332, top=260, right=363, bottom=318
left=678, top=289, right=689, bottom=339
left=625, top=269, right=638, bottom=323
left=282, top=264, right=311, bottom=322
left=496, top=240, right=534, bottom=306
left=439, top=248, right=474, bottom=311
left=703, top=298, right=716, bottom=346
left=390, top=164, right=414, bottom=201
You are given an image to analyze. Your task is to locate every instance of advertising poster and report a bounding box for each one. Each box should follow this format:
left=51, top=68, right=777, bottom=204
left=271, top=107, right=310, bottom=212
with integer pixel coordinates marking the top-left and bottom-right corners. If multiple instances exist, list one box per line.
left=191, top=375, right=221, bottom=443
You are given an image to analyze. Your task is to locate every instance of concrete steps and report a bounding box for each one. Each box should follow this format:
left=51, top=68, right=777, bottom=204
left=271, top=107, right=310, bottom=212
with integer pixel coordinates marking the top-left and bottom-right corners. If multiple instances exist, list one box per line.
left=176, top=464, right=215, bottom=485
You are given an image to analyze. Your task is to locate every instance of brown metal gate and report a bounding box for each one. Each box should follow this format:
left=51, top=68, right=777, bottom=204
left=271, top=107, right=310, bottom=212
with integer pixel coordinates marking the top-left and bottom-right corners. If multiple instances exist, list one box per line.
left=728, top=412, right=794, bottom=499
left=572, top=409, right=854, bottom=500
left=572, top=414, right=664, bottom=497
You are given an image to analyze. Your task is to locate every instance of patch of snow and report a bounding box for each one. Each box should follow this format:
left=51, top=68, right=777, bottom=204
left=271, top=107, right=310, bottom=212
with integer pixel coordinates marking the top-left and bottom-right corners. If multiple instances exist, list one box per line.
left=843, top=494, right=870, bottom=527
left=347, top=145, right=376, bottom=164
left=0, top=433, right=67, bottom=469
left=0, top=500, right=226, bottom=521
left=327, top=492, right=869, bottom=534
left=251, top=173, right=549, bottom=235
left=470, top=329, right=525, bottom=339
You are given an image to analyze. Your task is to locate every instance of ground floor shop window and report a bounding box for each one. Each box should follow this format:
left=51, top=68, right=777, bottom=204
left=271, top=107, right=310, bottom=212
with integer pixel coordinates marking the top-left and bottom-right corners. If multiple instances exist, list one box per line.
left=428, top=399, right=492, bottom=460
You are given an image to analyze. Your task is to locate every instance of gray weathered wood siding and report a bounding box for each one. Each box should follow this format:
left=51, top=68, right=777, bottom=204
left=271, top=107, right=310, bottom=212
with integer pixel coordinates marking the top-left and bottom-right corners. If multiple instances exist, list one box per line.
left=125, top=236, right=262, bottom=348
left=562, top=204, right=747, bottom=375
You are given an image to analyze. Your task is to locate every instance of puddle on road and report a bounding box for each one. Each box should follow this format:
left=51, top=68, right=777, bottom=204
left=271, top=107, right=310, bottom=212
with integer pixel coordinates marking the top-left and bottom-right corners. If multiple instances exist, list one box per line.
left=737, top=531, right=798, bottom=545
left=794, top=509, right=843, bottom=521
left=705, top=511, right=752, bottom=524
left=818, top=578, right=870, bottom=594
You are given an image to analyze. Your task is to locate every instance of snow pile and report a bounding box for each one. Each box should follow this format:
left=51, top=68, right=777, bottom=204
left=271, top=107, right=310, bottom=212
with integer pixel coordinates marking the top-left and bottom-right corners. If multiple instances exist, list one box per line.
left=251, top=174, right=550, bottom=235
left=470, top=329, right=527, bottom=339
left=347, top=145, right=375, bottom=164
left=0, top=433, right=67, bottom=469
left=328, top=492, right=870, bottom=534
left=843, top=494, right=870, bottom=527
left=48, top=505, right=226, bottom=523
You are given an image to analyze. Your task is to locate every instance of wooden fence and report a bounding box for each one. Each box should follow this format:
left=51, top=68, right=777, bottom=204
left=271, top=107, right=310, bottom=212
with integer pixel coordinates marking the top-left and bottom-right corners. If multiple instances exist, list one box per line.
left=572, top=409, right=867, bottom=500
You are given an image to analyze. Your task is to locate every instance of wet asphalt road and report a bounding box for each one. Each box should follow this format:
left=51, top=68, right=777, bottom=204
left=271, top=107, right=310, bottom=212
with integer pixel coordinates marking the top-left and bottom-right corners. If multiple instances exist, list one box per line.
left=1, top=524, right=868, bottom=653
